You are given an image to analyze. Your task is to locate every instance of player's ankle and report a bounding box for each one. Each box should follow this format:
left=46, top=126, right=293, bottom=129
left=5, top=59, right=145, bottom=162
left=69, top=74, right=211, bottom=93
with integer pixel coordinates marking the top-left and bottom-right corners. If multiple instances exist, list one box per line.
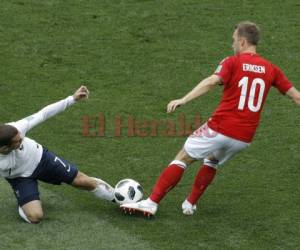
left=149, top=194, right=162, bottom=205
left=186, top=198, right=196, bottom=206
left=91, top=182, right=114, bottom=201
left=146, top=198, right=158, bottom=207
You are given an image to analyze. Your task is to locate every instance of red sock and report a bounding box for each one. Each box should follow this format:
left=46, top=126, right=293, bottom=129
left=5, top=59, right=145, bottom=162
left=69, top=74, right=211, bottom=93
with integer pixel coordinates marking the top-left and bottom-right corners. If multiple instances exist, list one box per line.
left=149, top=164, right=185, bottom=204
left=187, top=165, right=216, bottom=205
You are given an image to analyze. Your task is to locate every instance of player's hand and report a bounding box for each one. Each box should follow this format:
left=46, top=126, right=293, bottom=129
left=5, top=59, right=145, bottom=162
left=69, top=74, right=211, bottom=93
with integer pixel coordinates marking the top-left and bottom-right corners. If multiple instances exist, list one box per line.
left=167, top=99, right=185, bottom=113
left=73, top=85, right=89, bottom=101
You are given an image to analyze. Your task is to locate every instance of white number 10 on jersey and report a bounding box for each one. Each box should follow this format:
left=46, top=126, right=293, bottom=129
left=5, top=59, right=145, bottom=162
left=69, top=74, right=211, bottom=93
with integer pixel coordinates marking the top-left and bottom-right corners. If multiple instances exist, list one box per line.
left=238, top=77, right=265, bottom=112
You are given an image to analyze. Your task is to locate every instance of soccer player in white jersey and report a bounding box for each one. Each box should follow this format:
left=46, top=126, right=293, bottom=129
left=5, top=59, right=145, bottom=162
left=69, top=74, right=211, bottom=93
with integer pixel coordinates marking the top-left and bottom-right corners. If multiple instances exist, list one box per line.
left=120, top=21, right=300, bottom=217
left=0, top=86, right=114, bottom=224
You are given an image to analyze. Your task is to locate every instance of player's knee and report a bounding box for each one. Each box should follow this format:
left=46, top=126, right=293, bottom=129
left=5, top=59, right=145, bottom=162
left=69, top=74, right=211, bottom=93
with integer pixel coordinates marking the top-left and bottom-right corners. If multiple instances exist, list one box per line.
left=72, top=172, right=85, bottom=185
left=204, top=157, right=219, bottom=169
left=174, top=149, right=196, bottom=167
left=26, top=210, right=44, bottom=224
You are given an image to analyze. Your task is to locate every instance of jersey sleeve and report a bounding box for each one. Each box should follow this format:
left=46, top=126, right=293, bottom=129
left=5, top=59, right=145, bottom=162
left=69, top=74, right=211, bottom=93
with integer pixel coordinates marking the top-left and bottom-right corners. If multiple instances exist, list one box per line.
left=7, top=120, right=29, bottom=138
left=272, top=65, right=293, bottom=94
left=214, top=56, right=235, bottom=85
left=7, top=96, right=76, bottom=138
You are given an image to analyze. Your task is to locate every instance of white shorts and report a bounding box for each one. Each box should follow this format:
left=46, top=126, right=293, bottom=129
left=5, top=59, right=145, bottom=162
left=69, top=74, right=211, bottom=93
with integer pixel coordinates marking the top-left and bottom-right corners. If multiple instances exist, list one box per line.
left=184, top=123, right=249, bottom=168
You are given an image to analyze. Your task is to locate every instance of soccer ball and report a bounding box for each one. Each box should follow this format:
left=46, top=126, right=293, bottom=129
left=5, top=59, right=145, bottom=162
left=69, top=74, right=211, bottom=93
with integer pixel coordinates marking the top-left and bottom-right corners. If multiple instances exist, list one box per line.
left=114, top=179, right=143, bottom=205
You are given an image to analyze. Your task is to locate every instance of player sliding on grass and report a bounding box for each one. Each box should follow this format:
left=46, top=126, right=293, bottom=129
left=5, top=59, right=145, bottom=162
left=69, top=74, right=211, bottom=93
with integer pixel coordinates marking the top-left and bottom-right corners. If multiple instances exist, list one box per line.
left=0, top=86, right=115, bottom=224
left=121, top=21, right=300, bottom=217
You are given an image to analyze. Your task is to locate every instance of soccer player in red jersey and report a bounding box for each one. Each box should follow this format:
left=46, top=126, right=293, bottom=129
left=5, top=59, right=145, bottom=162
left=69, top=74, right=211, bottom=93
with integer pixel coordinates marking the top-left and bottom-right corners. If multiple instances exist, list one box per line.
left=121, top=21, right=300, bottom=216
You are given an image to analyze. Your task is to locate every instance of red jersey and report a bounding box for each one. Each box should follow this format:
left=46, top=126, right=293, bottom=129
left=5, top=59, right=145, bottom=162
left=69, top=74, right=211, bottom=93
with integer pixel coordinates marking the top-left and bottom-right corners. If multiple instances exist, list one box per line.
left=208, top=52, right=293, bottom=143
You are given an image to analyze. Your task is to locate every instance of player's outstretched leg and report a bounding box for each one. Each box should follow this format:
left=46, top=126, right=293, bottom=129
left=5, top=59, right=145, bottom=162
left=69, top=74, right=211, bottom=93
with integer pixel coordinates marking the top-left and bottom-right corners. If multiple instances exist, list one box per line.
left=121, top=149, right=195, bottom=217
left=71, top=171, right=115, bottom=202
left=182, top=162, right=216, bottom=215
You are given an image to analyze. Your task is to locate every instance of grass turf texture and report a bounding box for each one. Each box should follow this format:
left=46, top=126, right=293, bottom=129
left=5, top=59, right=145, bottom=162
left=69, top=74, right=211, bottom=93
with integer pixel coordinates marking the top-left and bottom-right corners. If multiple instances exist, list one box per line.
left=0, top=0, right=300, bottom=249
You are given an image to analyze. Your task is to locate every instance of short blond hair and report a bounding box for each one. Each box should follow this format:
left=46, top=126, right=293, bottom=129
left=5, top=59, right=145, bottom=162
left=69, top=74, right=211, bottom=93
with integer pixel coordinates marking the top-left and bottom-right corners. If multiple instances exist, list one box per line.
left=235, top=21, right=260, bottom=45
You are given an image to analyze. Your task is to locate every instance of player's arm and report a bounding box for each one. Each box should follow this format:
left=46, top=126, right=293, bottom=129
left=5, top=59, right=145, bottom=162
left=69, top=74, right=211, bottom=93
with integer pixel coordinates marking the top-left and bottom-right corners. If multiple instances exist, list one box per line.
left=9, top=86, right=89, bottom=137
left=286, top=87, right=300, bottom=106
left=272, top=65, right=300, bottom=106
left=167, top=75, right=220, bottom=113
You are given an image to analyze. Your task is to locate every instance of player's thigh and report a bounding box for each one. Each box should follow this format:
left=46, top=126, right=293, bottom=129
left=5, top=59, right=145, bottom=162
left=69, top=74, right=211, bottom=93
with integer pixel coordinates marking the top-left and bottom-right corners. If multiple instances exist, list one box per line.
left=174, top=148, right=196, bottom=165
left=5, top=177, right=43, bottom=222
left=213, top=139, right=249, bottom=165
left=33, top=148, right=78, bottom=185
left=6, top=177, right=41, bottom=207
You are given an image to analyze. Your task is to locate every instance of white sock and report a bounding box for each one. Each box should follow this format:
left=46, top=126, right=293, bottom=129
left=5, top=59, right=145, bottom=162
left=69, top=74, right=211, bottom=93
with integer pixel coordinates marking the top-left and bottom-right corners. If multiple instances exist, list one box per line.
left=91, top=177, right=115, bottom=201
left=18, top=206, right=31, bottom=224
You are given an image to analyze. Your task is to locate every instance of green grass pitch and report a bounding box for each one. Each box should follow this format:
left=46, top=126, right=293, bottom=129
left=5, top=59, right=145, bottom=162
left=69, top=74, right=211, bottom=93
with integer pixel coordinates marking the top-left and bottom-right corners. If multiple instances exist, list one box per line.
left=0, top=0, right=299, bottom=249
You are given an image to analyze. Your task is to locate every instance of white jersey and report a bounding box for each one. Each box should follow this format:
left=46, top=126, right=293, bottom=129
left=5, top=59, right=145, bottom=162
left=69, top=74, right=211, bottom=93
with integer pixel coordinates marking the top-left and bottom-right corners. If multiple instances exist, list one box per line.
left=0, top=96, right=76, bottom=178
